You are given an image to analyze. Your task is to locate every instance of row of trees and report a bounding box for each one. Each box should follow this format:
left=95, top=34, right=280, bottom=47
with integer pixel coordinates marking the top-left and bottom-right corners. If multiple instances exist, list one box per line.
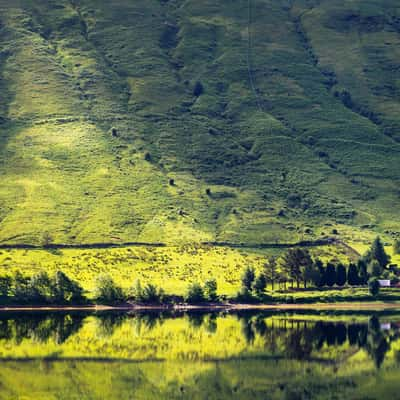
left=0, top=271, right=85, bottom=304
left=0, top=270, right=220, bottom=306
left=93, top=276, right=220, bottom=305
left=239, top=237, right=397, bottom=298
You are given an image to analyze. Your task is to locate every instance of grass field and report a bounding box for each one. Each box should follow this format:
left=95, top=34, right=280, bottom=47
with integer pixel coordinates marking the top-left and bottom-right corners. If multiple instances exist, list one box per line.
left=0, top=243, right=353, bottom=296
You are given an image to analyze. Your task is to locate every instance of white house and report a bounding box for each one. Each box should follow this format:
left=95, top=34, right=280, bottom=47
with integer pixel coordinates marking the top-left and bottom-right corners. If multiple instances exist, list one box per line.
left=378, top=280, right=391, bottom=287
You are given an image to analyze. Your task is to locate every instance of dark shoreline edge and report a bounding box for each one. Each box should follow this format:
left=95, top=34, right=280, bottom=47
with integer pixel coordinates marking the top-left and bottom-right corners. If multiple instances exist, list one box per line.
left=1, top=302, right=400, bottom=312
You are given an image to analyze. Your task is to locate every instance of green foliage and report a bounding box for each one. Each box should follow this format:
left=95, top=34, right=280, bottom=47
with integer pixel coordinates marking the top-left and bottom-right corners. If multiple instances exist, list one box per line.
left=368, top=278, right=380, bottom=297
left=185, top=282, right=205, bottom=304
left=53, top=271, right=85, bottom=304
left=204, top=279, right=218, bottom=302
left=0, top=276, right=11, bottom=298
left=313, top=259, right=325, bottom=288
left=143, top=284, right=165, bottom=304
left=347, top=263, right=359, bottom=286
left=364, top=237, right=390, bottom=269
left=281, top=249, right=313, bottom=288
left=325, top=263, right=336, bottom=287
left=241, top=267, right=255, bottom=292
left=10, top=271, right=30, bottom=302
left=357, top=260, right=368, bottom=285
left=42, top=231, right=54, bottom=247
left=93, top=275, right=125, bottom=305
left=193, top=81, right=204, bottom=97
left=129, top=280, right=165, bottom=304
left=336, top=263, right=347, bottom=287
left=28, top=271, right=53, bottom=303
left=393, top=240, right=400, bottom=255
left=368, top=260, right=382, bottom=278
left=264, top=256, right=279, bottom=291
left=0, top=270, right=85, bottom=305
left=253, top=274, right=267, bottom=297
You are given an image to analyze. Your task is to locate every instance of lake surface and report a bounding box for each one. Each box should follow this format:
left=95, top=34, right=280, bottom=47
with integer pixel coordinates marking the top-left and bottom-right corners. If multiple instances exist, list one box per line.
left=0, top=310, right=399, bottom=399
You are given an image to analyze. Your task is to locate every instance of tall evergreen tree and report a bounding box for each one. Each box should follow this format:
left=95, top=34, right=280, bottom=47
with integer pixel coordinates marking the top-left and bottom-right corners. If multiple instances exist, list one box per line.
left=241, top=267, right=255, bottom=292
left=303, top=263, right=318, bottom=289
left=264, top=256, right=279, bottom=291
left=347, top=263, right=359, bottom=286
left=313, top=259, right=325, bottom=288
left=325, top=262, right=336, bottom=287
left=368, top=260, right=382, bottom=278
left=357, top=260, right=368, bottom=285
left=364, top=237, right=390, bottom=268
left=336, top=263, right=347, bottom=286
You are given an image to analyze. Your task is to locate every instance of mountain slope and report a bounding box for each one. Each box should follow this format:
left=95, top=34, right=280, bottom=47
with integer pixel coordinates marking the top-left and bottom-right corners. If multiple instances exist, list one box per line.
left=0, top=0, right=399, bottom=245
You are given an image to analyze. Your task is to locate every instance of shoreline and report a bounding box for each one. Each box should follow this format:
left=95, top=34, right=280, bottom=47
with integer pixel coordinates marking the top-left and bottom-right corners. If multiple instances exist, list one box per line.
left=1, top=301, right=400, bottom=312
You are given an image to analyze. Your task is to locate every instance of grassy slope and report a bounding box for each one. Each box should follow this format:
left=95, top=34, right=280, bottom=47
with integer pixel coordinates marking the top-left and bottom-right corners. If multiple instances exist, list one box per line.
left=0, top=0, right=398, bottom=247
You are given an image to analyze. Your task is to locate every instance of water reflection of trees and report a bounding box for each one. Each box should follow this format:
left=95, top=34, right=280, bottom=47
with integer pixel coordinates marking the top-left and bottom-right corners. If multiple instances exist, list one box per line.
left=0, top=313, right=86, bottom=345
left=0, top=311, right=398, bottom=368
left=235, top=314, right=398, bottom=368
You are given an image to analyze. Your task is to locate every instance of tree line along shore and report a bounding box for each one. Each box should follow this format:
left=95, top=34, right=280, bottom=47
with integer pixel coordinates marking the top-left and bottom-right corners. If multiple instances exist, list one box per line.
left=0, top=237, right=399, bottom=306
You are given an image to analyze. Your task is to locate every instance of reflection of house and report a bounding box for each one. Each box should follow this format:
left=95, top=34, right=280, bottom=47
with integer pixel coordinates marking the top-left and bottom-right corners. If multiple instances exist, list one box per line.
left=378, top=280, right=391, bottom=287
left=380, top=323, right=391, bottom=331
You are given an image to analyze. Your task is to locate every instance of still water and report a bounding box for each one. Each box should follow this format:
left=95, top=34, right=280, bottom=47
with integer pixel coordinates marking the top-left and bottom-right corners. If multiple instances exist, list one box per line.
left=0, top=310, right=399, bottom=399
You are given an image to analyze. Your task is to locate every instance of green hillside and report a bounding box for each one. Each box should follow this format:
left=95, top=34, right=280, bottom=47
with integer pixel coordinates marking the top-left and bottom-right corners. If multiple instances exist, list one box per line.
left=0, top=0, right=399, bottom=246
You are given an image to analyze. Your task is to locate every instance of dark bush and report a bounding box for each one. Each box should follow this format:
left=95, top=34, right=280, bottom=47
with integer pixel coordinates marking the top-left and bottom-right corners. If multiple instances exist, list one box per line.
left=204, top=279, right=218, bottom=302
left=185, top=282, right=205, bottom=304
left=94, top=274, right=125, bottom=305
left=193, top=81, right=204, bottom=97
left=368, top=278, right=380, bottom=297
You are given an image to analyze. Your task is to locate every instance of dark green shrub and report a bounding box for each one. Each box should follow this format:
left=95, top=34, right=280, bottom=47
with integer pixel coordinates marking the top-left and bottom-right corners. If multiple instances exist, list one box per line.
left=185, top=282, right=205, bottom=304
left=393, top=239, right=400, bottom=255
left=325, top=263, right=336, bottom=287
left=204, top=279, right=218, bottom=302
left=253, top=273, right=267, bottom=297
left=135, top=283, right=165, bottom=304
left=368, top=278, right=380, bottom=297
left=52, top=271, right=85, bottom=304
left=193, top=81, right=204, bottom=97
left=0, top=276, right=11, bottom=299
left=347, top=263, right=359, bottom=286
left=241, top=266, right=255, bottom=292
left=94, top=274, right=125, bottom=305
left=368, top=260, right=382, bottom=278
left=336, top=263, right=347, bottom=286
left=357, top=260, right=368, bottom=285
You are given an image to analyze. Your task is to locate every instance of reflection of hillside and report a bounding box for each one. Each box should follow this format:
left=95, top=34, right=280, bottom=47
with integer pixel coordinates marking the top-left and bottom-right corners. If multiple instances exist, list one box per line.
left=0, top=312, right=397, bottom=368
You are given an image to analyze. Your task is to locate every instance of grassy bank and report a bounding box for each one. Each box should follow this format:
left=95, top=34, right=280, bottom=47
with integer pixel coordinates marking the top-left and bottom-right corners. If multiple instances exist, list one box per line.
left=1, top=287, right=400, bottom=310
left=1, top=300, right=400, bottom=313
